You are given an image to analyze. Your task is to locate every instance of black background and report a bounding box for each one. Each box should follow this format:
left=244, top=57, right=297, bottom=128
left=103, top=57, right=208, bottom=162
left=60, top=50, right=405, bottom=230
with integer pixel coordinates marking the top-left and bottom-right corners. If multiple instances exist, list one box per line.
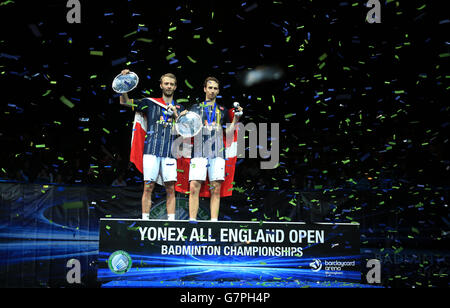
left=1, top=0, right=448, bottom=190
left=0, top=0, right=449, bottom=288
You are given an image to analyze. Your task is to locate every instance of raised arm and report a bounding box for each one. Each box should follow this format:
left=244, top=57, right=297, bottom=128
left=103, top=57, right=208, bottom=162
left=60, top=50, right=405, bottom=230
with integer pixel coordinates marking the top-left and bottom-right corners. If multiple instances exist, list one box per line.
left=225, top=103, right=243, bottom=134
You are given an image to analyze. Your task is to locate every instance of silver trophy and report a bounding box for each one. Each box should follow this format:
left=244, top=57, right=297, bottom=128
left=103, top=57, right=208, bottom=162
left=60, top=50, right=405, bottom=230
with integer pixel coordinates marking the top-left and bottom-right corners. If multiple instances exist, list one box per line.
left=175, top=111, right=203, bottom=137
left=112, top=71, right=139, bottom=93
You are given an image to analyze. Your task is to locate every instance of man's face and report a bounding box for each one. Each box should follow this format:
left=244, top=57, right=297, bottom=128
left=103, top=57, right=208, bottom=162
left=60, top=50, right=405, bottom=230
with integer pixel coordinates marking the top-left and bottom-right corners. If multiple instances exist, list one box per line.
left=160, top=77, right=177, bottom=97
left=204, top=80, right=219, bottom=102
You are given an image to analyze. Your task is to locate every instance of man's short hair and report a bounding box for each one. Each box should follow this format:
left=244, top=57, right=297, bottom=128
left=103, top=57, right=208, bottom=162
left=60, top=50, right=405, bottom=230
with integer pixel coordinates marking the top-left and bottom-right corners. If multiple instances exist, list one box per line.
left=203, top=76, right=220, bottom=88
left=160, top=73, right=177, bottom=85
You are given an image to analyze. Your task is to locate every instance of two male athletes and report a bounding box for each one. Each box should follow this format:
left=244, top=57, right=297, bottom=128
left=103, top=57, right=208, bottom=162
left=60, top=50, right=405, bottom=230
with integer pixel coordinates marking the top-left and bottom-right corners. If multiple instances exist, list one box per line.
left=119, top=70, right=242, bottom=221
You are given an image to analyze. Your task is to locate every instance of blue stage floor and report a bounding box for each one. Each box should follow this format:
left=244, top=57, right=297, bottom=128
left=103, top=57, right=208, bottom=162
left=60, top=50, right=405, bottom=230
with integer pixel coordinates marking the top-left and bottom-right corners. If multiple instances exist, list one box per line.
left=101, top=280, right=382, bottom=288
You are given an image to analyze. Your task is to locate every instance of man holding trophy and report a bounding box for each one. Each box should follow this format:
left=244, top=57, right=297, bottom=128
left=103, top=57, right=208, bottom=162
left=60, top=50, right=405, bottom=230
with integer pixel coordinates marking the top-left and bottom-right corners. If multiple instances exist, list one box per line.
left=113, top=70, right=185, bottom=220
left=174, top=77, right=243, bottom=221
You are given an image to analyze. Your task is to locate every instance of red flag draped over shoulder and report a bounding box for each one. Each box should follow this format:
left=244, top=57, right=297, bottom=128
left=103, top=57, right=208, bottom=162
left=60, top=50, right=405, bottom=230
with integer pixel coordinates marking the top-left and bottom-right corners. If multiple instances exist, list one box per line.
left=175, top=108, right=239, bottom=197
left=130, top=111, right=147, bottom=173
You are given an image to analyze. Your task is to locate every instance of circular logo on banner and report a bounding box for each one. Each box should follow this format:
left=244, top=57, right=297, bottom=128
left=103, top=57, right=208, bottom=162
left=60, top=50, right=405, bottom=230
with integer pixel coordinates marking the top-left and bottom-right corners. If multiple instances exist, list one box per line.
left=108, top=250, right=132, bottom=274
left=310, top=259, right=322, bottom=272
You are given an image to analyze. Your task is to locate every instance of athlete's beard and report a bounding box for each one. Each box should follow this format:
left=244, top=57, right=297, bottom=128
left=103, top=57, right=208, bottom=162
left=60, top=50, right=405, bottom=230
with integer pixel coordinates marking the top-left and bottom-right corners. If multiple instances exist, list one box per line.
left=163, top=89, right=174, bottom=98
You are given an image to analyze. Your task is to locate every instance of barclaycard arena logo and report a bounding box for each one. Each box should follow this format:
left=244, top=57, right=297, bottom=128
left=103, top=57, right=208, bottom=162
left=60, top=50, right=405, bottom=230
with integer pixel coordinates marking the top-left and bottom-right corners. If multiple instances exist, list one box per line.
left=310, top=259, right=322, bottom=272
left=310, top=259, right=356, bottom=273
left=108, top=250, right=132, bottom=274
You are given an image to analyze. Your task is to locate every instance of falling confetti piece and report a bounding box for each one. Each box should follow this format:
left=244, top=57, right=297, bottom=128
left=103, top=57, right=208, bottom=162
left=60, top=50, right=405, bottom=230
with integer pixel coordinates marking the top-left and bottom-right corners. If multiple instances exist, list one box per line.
left=187, top=56, right=197, bottom=63
left=184, top=79, right=193, bottom=89
left=166, top=53, right=176, bottom=60
left=136, top=38, right=153, bottom=43
left=59, top=96, right=74, bottom=108
left=90, top=51, right=103, bottom=56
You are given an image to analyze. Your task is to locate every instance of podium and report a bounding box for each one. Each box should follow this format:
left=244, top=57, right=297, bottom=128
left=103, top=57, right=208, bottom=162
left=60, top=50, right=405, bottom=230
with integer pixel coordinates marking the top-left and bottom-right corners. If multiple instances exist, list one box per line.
left=98, top=219, right=361, bottom=287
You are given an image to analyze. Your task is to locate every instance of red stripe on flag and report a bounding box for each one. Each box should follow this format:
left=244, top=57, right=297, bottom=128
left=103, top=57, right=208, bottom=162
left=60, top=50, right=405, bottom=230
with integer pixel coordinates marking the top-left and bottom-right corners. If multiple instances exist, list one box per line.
left=130, top=118, right=146, bottom=174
